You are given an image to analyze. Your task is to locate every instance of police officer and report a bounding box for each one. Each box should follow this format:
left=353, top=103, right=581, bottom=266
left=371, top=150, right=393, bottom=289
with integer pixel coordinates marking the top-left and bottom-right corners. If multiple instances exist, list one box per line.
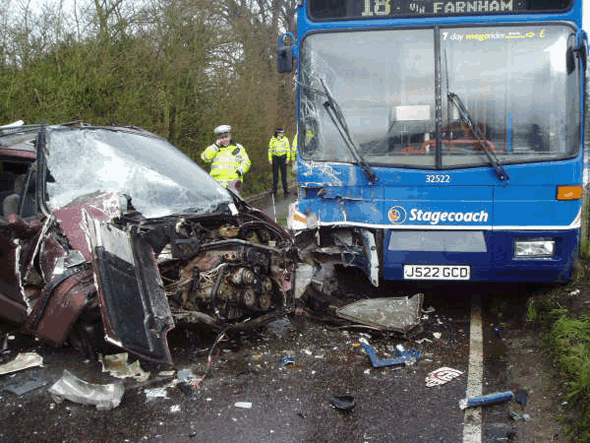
left=268, top=127, right=291, bottom=196
left=201, top=125, right=251, bottom=189
left=292, top=131, right=298, bottom=153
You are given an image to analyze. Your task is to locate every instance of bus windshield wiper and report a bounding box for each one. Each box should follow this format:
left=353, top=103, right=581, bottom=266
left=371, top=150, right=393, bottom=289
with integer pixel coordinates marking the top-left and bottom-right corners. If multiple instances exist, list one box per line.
left=319, top=80, right=378, bottom=184
left=447, top=92, right=509, bottom=182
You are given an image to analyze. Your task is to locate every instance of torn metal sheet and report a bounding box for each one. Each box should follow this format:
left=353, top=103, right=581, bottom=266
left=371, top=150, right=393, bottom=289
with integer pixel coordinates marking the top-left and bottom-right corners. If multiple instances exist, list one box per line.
left=0, top=352, right=44, bottom=375
left=4, top=377, right=48, bottom=395
left=336, top=293, right=424, bottom=333
left=294, top=263, right=314, bottom=299
left=48, top=370, right=124, bottom=410
left=100, top=353, right=150, bottom=381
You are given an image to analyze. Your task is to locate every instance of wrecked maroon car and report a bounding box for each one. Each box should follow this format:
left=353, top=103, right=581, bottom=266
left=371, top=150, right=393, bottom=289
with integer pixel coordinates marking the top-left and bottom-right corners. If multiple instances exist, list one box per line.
left=0, top=122, right=297, bottom=364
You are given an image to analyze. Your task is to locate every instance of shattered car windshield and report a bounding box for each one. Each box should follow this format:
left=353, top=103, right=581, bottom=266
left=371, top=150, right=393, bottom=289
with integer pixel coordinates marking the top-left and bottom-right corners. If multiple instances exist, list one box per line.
left=45, top=127, right=233, bottom=218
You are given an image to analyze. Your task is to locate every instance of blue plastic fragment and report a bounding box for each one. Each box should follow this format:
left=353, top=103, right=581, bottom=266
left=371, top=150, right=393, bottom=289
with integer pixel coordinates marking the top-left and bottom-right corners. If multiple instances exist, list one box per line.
left=494, top=326, right=501, bottom=338
left=281, top=357, right=295, bottom=365
left=360, top=342, right=421, bottom=368
left=459, top=391, right=514, bottom=410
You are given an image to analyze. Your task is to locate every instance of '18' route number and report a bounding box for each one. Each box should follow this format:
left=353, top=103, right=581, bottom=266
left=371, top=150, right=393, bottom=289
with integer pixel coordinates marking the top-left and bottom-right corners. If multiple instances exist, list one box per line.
left=362, top=0, right=391, bottom=16
left=426, top=174, right=451, bottom=183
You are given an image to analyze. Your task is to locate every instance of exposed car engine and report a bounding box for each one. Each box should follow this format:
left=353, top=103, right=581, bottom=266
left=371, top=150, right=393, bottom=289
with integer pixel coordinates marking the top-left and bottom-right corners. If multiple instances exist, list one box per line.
left=137, top=211, right=296, bottom=329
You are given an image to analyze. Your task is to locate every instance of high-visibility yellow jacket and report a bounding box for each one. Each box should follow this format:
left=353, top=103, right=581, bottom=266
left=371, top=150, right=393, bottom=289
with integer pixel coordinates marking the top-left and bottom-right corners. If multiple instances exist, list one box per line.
left=201, top=142, right=251, bottom=187
left=268, top=136, right=292, bottom=162
left=291, top=133, right=298, bottom=158
left=292, top=131, right=314, bottom=153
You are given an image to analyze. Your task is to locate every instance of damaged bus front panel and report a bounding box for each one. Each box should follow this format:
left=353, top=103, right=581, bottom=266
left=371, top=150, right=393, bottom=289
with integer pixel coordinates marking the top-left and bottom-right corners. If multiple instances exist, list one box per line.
left=287, top=12, right=585, bottom=286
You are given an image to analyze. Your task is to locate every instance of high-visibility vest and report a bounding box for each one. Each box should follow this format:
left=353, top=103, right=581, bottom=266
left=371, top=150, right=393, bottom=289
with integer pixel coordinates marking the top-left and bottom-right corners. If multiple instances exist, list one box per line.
left=268, top=136, right=292, bottom=162
left=201, top=142, right=251, bottom=187
left=292, top=131, right=314, bottom=153
left=291, top=134, right=298, bottom=158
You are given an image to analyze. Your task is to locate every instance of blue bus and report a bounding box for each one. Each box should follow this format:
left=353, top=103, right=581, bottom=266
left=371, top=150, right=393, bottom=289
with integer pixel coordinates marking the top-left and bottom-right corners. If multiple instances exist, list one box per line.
left=278, top=0, right=587, bottom=286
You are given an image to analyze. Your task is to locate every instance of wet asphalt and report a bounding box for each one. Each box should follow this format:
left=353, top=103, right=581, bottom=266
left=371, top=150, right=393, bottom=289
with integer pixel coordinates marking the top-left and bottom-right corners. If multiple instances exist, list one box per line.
left=248, top=188, right=297, bottom=226
left=0, top=299, right=471, bottom=442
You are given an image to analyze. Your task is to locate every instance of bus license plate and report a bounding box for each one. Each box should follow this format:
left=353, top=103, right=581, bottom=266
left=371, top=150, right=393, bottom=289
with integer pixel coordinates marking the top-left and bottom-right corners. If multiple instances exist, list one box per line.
left=403, top=265, right=470, bottom=280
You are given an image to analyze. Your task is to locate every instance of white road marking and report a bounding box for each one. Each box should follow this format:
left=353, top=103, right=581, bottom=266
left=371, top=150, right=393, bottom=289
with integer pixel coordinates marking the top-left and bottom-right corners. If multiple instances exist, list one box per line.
left=463, top=297, right=484, bottom=443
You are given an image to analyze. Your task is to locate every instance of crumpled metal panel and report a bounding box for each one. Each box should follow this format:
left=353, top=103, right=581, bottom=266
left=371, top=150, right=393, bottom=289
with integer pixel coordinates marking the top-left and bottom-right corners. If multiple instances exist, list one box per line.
left=48, top=370, right=124, bottom=410
left=335, top=292, right=424, bottom=333
left=54, top=191, right=123, bottom=261
left=0, top=352, right=44, bottom=375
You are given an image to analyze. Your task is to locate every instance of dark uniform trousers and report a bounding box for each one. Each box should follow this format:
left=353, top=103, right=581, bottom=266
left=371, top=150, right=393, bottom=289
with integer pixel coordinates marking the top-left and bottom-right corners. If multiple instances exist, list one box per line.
left=272, top=154, right=289, bottom=195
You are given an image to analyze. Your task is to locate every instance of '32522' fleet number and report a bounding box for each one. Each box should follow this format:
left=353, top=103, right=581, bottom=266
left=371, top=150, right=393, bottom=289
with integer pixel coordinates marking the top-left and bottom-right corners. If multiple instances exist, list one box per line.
left=426, top=174, right=451, bottom=183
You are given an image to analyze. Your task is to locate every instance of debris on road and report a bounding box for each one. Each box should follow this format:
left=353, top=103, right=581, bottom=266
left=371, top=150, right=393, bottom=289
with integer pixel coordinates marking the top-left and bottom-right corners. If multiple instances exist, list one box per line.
left=329, top=394, right=355, bottom=411
left=494, top=326, right=502, bottom=339
left=4, top=377, right=48, bottom=395
left=336, top=293, right=424, bottom=333
left=509, top=410, right=521, bottom=420
left=359, top=340, right=421, bottom=368
left=100, top=353, right=150, bottom=381
left=515, top=388, right=528, bottom=407
left=281, top=357, right=295, bottom=366
left=188, top=327, right=230, bottom=389
left=176, top=368, right=202, bottom=397
left=49, top=370, right=124, bottom=410
left=425, top=367, right=463, bottom=387
left=235, top=401, right=253, bottom=409
left=266, top=317, right=293, bottom=338
left=459, top=391, right=515, bottom=410
left=144, top=387, right=169, bottom=400
left=0, top=352, right=44, bottom=375
left=510, top=410, right=531, bottom=421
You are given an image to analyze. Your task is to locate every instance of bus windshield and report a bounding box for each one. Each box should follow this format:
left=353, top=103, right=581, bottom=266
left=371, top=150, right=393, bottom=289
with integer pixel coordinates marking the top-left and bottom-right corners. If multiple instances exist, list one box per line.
left=299, top=24, right=580, bottom=169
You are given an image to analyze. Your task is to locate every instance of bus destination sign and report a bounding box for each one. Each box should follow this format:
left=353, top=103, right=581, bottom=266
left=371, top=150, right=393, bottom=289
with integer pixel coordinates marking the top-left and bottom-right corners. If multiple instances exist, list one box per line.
left=309, top=0, right=572, bottom=20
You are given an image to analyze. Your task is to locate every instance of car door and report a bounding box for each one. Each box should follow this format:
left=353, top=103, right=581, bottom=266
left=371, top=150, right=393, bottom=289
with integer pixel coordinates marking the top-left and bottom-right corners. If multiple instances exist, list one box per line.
left=86, top=215, right=175, bottom=364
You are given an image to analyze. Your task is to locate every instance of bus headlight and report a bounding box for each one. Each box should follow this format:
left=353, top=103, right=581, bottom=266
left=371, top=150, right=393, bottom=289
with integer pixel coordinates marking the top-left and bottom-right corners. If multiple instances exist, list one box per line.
left=514, top=239, right=555, bottom=258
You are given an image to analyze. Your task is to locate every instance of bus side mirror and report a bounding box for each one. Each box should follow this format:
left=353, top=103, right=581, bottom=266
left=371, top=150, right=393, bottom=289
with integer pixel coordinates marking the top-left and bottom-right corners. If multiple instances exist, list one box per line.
left=277, top=46, right=294, bottom=73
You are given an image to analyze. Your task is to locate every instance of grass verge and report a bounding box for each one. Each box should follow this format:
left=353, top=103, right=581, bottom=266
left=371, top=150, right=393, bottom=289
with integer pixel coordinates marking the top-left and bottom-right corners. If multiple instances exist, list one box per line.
left=526, top=258, right=590, bottom=441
